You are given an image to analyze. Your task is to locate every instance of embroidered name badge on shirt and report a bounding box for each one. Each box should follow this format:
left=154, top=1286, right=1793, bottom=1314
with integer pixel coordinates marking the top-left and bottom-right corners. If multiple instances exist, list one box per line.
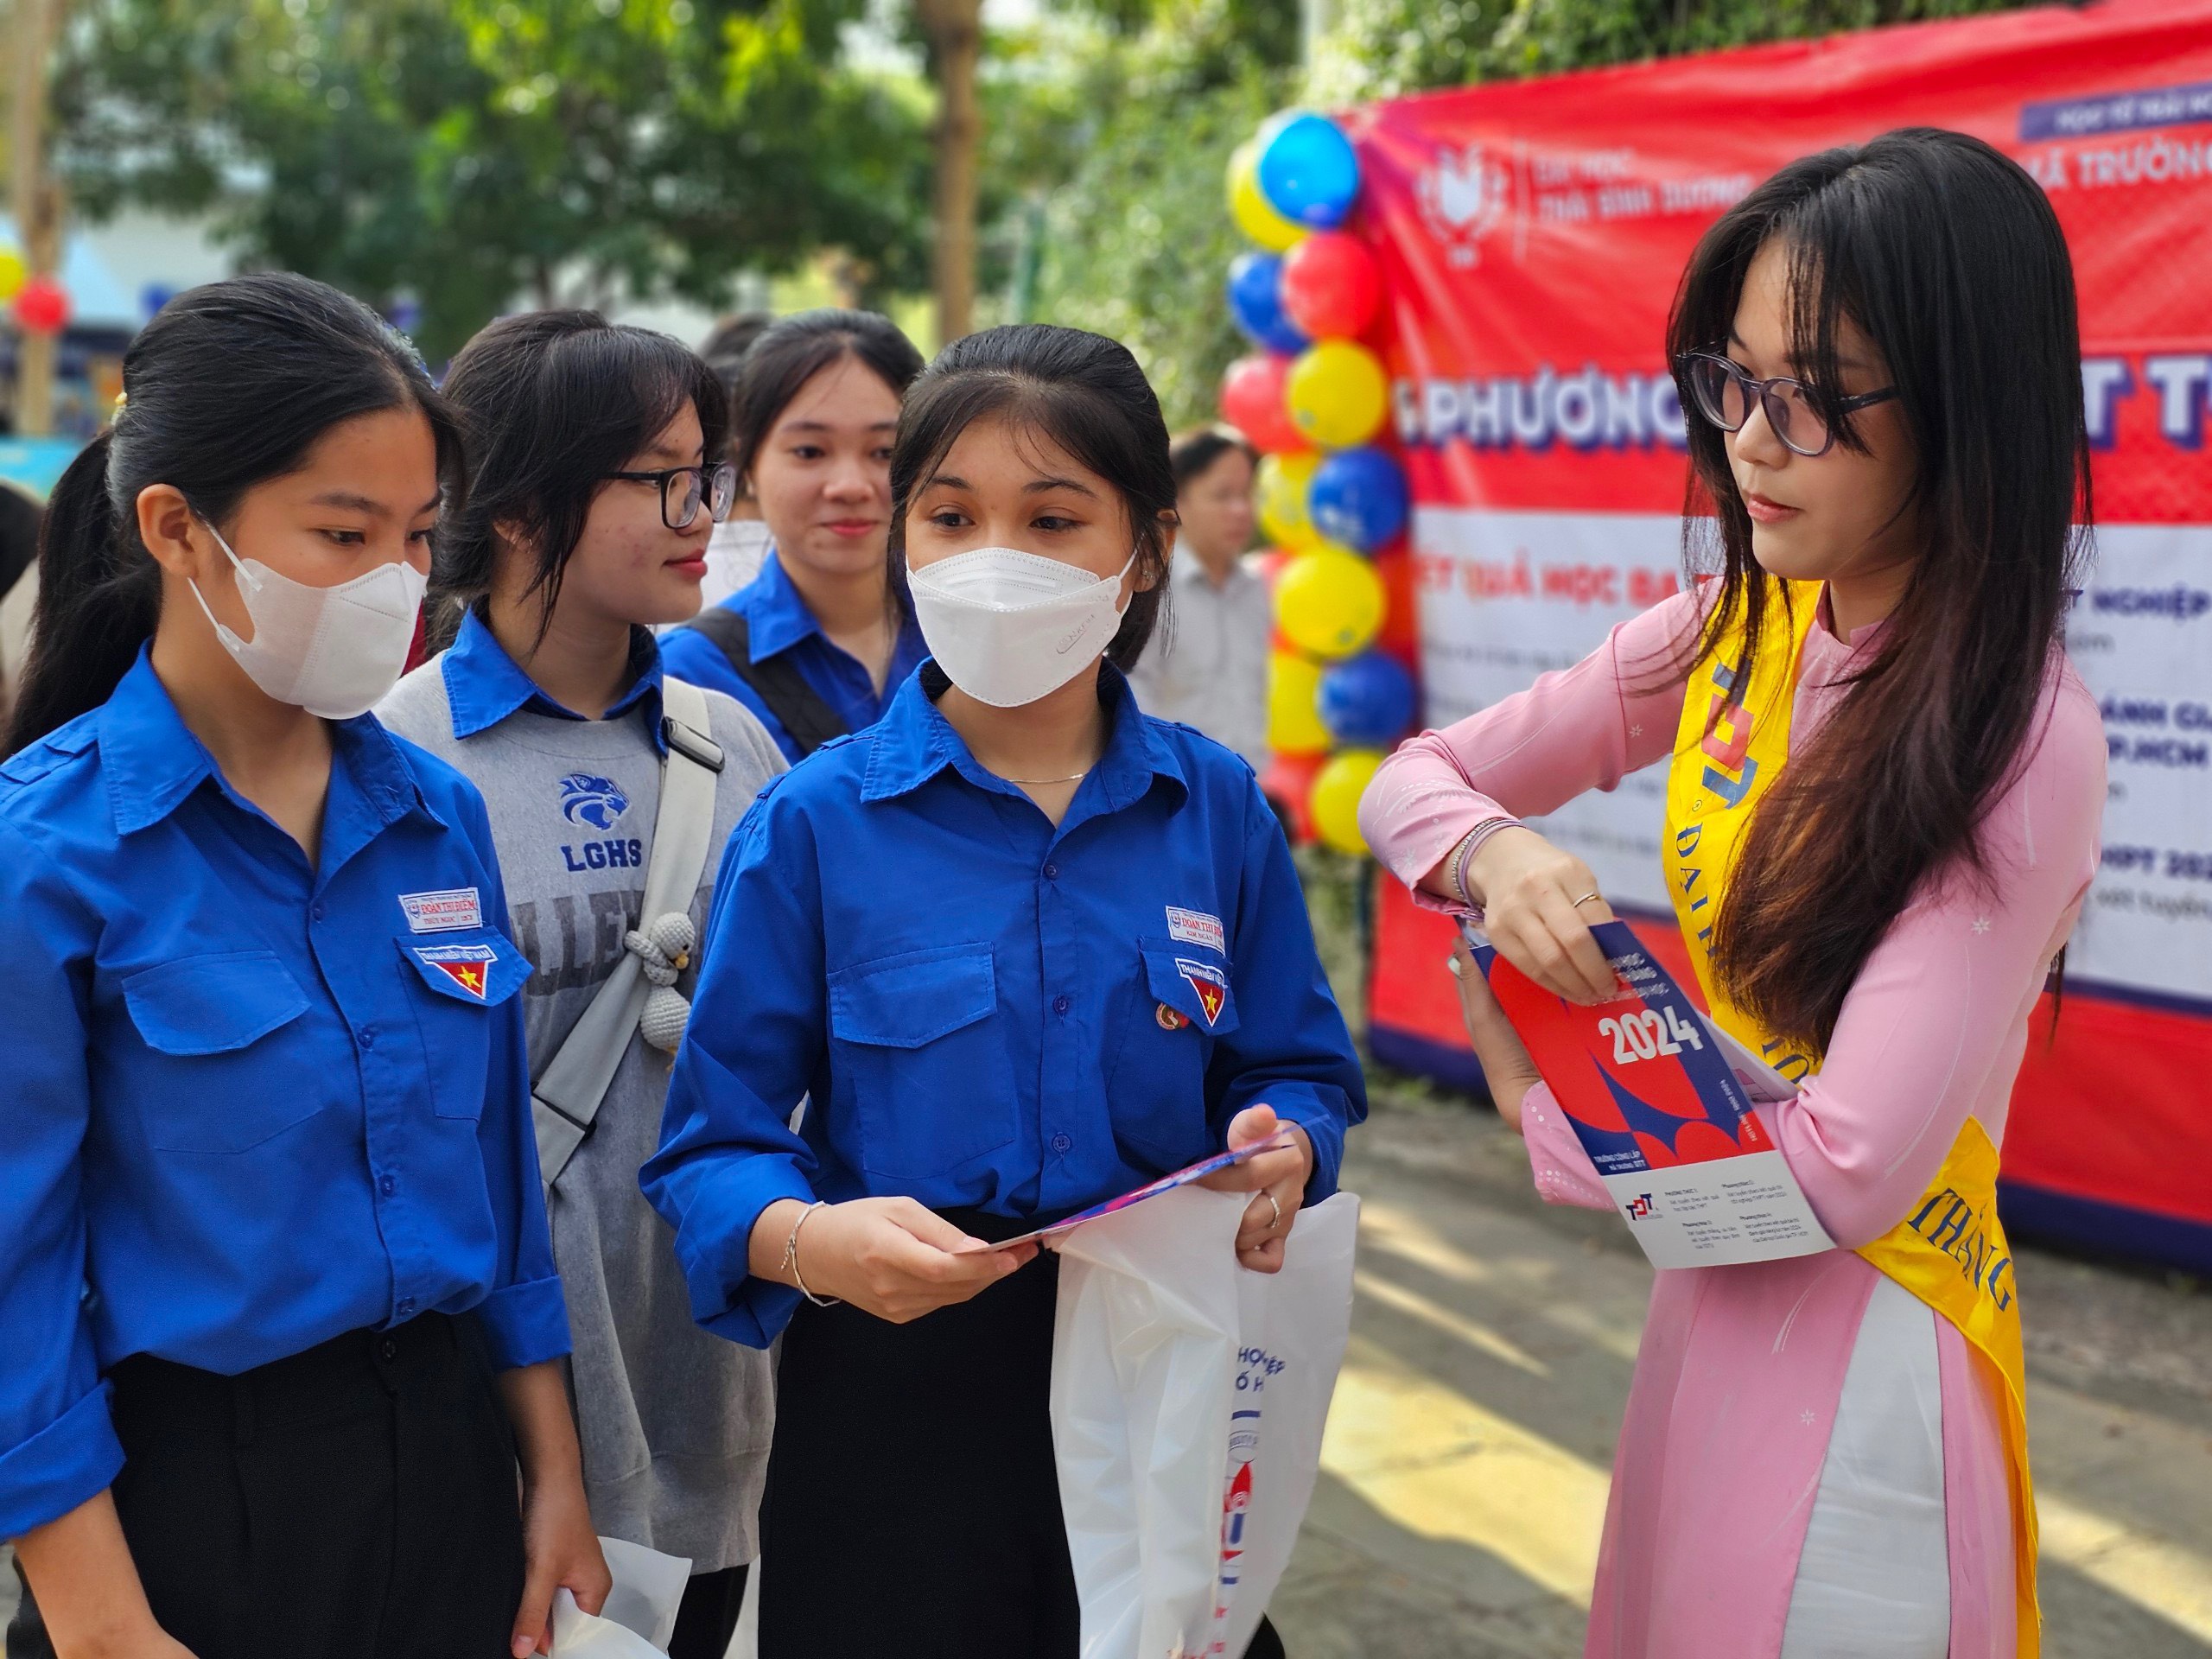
left=1175, top=957, right=1229, bottom=1027
left=411, top=941, right=498, bottom=1001
left=1165, top=906, right=1225, bottom=954
left=399, top=887, right=484, bottom=933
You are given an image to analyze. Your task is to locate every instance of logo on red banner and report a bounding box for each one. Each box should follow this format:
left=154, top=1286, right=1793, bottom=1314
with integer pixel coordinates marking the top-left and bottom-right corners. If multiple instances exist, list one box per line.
left=1416, top=143, right=1512, bottom=264
left=1176, top=957, right=1230, bottom=1027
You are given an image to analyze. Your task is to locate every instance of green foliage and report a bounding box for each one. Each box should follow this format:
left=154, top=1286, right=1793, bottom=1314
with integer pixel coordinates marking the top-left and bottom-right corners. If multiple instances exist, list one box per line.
left=56, top=0, right=933, bottom=359
left=1310, top=0, right=2036, bottom=103
left=1006, top=0, right=1302, bottom=428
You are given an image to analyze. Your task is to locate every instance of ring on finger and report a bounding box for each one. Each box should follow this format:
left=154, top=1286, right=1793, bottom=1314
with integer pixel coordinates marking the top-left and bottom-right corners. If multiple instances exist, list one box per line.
left=1263, top=1191, right=1282, bottom=1232
left=1570, top=890, right=1604, bottom=908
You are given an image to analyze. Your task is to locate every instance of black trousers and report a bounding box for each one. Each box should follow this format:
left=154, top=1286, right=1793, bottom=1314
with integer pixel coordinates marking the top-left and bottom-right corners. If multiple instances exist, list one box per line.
left=7, top=1313, right=524, bottom=1659
left=668, top=1562, right=749, bottom=1659
left=758, top=1209, right=1285, bottom=1658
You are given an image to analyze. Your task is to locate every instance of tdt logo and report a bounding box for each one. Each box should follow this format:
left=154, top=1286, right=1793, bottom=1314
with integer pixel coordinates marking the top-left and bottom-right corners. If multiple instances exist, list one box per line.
left=1626, top=1193, right=1656, bottom=1220
left=1417, top=142, right=1512, bottom=267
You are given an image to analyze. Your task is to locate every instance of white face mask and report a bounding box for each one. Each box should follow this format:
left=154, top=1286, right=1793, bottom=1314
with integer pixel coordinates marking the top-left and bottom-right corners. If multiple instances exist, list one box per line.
left=187, top=520, right=427, bottom=720
left=906, top=545, right=1137, bottom=709
left=702, top=518, right=772, bottom=607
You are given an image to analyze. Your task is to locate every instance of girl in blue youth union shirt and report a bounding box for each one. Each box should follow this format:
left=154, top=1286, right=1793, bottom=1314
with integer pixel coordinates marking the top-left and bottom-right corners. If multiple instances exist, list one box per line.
left=0, top=276, right=607, bottom=1659
left=644, top=323, right=1366, bottom=1656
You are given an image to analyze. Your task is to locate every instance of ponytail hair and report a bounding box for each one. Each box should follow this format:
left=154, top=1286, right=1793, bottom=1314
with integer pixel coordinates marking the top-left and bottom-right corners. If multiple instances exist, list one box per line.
left=4, top=272, right=461, bottom=754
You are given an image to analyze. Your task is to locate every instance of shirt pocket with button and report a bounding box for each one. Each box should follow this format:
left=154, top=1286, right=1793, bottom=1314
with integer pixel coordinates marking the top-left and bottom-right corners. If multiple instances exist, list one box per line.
left=1104, top=938, right=1241, bottom=1173
left=392, top=929, right=531, bottom=1121
left=121, top=951, right=322, bottom=1153
left=827, top=942, right=1018, bottom=1182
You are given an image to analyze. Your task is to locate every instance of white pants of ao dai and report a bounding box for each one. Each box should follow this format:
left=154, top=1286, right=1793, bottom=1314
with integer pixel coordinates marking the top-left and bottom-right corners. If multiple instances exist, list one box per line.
left=1779, top=1274, right=1952, bottom=1658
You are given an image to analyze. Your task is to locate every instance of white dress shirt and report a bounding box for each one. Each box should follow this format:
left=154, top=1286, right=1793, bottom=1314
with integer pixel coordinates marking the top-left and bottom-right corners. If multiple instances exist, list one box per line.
left=1128, top=543, right=1271, bottom=769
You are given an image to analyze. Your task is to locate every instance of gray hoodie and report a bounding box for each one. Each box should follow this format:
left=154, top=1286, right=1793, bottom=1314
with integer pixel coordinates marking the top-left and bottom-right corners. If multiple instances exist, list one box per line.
left=378, top=645, right=785, bottom=1573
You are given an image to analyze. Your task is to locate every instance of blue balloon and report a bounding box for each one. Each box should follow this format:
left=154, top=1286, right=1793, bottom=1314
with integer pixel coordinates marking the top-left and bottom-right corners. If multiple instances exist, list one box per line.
left=1225, top=252, right=1308, bottom=355
left=1255, top=113, right=1361, bottom=229
left=1319, top=652, right=1417, bottom=747
left=1307, top=446, right=1408, bottom=553
left=140, top=283, right=177, bottom=318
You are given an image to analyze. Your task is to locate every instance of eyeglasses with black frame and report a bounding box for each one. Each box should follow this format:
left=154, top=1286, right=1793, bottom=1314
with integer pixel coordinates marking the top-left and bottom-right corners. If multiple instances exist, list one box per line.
left=1676, top=351, right=1898, bottom=460
left=602, top=461, right=738, bottom=531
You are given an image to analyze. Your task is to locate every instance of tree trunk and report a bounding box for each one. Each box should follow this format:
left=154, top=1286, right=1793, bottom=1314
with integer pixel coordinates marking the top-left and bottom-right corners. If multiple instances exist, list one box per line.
left=10, top=0, right=69, bottom=437
left=917, top=0, right=982, bottom=346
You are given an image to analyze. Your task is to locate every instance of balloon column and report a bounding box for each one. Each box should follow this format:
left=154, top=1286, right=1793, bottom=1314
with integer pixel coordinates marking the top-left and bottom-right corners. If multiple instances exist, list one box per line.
left=1221, top=111, right=1414, bottom=857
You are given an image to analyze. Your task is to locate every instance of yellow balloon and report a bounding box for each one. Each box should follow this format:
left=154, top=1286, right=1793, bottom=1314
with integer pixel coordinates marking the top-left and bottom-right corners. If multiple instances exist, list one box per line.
left=1311, top=748, right=1384, bottom=855
left=1228, top=140, right=1306, bottom=254
left=1255, top=450, right=1324, bottom=550
left=0, top=248, right=25, bottom=303
left=1287, top=340, right=1389, bottom=449
left=1267, top=650, right=1331, bottom=756
left=1275, top=548, right=1383, bottom=661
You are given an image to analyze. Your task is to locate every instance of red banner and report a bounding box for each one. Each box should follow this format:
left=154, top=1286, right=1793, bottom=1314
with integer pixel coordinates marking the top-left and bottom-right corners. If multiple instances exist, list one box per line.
left=1351, top=0, right=2212, bottom=1268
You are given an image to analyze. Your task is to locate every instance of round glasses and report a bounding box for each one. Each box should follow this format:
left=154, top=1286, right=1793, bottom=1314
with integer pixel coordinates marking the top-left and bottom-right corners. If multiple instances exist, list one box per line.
left=603, top=461, right=738, bottom=530
left=1677, top=351, right=1897, bottom=459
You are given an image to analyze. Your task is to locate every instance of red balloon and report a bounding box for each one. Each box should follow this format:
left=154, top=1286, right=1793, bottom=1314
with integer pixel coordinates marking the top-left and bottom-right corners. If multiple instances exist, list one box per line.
left=1260, top=751, right=1326, bottom=844
left=1249, top=547, right=1291, bottom=593
left=14, top=276, right=69, bottom=335
left=1279, top=232, right=1382, bottom=341
left=1218, top=353, right=1303, bottom=455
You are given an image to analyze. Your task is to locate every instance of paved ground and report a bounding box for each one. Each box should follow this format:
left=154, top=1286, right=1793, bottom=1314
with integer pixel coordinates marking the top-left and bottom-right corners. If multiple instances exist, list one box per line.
left=1268, top=1084, right=2212, bottom=1659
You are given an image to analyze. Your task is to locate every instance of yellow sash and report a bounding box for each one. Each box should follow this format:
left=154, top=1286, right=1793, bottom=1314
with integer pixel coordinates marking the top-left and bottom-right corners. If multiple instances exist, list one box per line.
left=1660, top=581, right=2038, bottom=1656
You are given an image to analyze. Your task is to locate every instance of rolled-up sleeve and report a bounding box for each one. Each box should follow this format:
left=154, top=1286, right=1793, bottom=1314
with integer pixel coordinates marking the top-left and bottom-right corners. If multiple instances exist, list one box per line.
left=1207, top=787, right=1367, bottom=1203
left=642, top=789, right=826, bottom=1349
left=0, top=821, right=124, bottom=1538
left=461, top=799, right=569, bottom=1370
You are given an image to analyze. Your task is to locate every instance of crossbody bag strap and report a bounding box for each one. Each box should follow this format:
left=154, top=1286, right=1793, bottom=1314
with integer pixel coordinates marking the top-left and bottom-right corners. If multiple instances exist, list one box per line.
left=531, top=677, right=726, bottom=1189
left=682, top=605, right=849, bottom=756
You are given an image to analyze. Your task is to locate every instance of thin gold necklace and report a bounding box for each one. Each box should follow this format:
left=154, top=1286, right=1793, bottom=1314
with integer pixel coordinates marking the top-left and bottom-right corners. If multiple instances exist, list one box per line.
left=1001, top=766, right=1094, bottom=785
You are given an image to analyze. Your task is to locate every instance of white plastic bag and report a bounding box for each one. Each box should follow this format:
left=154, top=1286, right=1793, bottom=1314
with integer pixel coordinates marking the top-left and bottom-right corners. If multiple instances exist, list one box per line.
left=550, top=1535, right=692, bottom=1656
left=1051, top=1185, right=1359, bottom=1659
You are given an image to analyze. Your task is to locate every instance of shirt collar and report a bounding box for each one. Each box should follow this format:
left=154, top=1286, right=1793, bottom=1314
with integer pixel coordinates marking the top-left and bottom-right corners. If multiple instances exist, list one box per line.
left=860, top=658, right=1187, bottom=813
left=729, top=552, right=824, bottom=662
left=442, top=607, right=667, bottom=750
left=99, top=647, right=438, bottom=838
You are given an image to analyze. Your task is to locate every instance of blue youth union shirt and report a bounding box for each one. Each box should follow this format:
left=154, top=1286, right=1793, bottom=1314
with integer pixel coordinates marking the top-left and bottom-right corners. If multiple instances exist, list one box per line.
left=658, top=550, right=928, bottom=764
left=643, top=662, right=1366, bottom=1348
left=0, top=651, right=566, bottom=1539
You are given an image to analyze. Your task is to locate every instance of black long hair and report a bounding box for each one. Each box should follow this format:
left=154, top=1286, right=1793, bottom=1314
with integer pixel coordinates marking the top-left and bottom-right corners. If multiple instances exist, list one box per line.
left=5, top=273, right=461, bottom=755
left=431, top=310, right=727, bottom=637
left=1665, top=127, right=2090, bottom=1052
left=889, top=324, right=1177, bottom=672
left=728, top=308, right=924, bottom=488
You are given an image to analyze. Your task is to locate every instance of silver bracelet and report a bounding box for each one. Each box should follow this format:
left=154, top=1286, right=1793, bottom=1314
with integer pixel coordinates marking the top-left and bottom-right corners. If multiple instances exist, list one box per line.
left=1449, top=816, right=1522, bottom=906
left=781, top=1201, right=841, bottom=1308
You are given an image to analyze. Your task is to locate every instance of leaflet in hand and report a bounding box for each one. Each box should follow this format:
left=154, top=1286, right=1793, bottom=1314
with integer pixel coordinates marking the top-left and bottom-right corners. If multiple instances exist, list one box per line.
left=963, top=1132, right=1298, bottom=1254
left=1466, top=920, right=1833, bottom=1268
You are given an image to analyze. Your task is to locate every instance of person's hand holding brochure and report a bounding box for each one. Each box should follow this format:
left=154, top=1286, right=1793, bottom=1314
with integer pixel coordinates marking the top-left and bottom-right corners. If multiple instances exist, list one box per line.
left=957, top=1132, right=1298, bottom=1254
left=1465, top=918, right=1834, bottom=1268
